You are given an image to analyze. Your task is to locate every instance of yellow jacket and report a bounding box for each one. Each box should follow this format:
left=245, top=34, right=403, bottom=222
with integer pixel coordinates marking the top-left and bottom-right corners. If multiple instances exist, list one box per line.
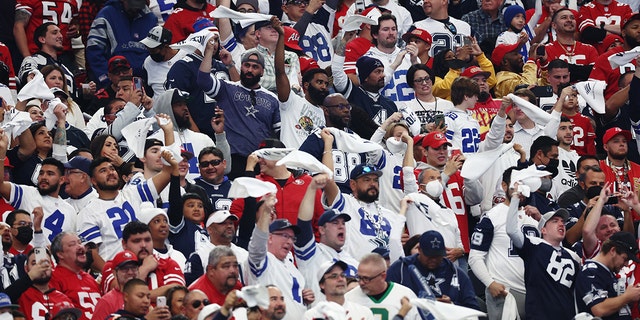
left=494, top=61, right=538, bottom=98
left=432, top=53, right=497, bottom=100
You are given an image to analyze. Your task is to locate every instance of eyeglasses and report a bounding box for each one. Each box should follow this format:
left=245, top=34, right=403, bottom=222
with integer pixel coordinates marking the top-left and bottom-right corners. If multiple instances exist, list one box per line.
left=13, top=221, right=33, bottom=228
left=271, top=232, right=297, bottom=242
left=413, top=77, right=432, bottom=84
left=444, top=22, right=457, bottom=35
left=199, top=159, right=222, bottom=167
left=355, top=271, right=384, bottom=283
left=325, top=103, right=352, bottom=111
left=324, top=272, right=347, bottom=280
left=191, top=299, right=210, bottom=309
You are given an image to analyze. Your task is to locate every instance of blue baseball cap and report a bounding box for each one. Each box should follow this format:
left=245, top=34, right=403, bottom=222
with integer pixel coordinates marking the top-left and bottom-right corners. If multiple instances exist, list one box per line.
left=269, top=219, right=301, bottom=235
left=318, top=209, right=351, bottom=226
left=419, top=230, right=446, bottom=257
left=349, top=164, right=382, bottom=180
left=0, top=293, right=18, bottom=309
left=64, top=156, right=91, bottom=175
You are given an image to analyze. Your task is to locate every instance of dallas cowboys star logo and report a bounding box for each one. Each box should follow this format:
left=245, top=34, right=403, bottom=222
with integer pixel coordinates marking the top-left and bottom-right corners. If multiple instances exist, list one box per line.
left=425, top=273, right=444, bottom=297
left=431, top=237, right=441, bottom=249
left=245, top=105, right=259, bottom=118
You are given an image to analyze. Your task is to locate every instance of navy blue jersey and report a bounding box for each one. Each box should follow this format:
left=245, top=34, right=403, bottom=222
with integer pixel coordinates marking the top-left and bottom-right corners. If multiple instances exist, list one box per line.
left=165, top=53, right=229, bottom=137
left=386, top=254, right=479, bottom=310
left=194, top=177, right=233, bottom=211
left=298, top=129, right=385, bottom=194
left=168, top=220, right=209, bottom=258
left=520, top=236, right=581, bottom=320
left=343, top=83, right=398, bottom=126
left=575, top=260, right=631, bottom=320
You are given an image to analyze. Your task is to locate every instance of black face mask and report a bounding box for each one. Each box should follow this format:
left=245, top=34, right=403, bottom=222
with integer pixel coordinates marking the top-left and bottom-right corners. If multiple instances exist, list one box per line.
left=150, top=53, right=164, bottom=62
left=15, top=226, right=33, bottom=244
left=545, top=158, right=559, bottom=178
left=586, top=186, right=603, bottom=199
left=2, top=241, right=10, bottom=252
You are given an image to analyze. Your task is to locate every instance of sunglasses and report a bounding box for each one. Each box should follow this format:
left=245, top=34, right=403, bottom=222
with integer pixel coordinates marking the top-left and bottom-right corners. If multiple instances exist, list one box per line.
left=191, top=299, right=210, bottom=309
left=413, top=77, right=432, bottom=84
left=325, top=103, right=352, bottom=111
left=199, top=159, right=223, bottom=167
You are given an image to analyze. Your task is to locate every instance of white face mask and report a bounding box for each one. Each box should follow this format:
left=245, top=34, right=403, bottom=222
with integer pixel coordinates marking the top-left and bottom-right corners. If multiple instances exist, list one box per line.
left=385, top=138, right=407, bottom=154
left=422, top=180, right=444, bottom=198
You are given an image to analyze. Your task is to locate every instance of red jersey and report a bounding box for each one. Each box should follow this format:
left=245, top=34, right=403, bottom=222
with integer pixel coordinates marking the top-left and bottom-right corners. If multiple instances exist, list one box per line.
left=101, top=254, right=185, bottom=294
left=15, top=0, right=79, bottom=54
left=470, top=97, right=502, bottom=140
left=18, top=287, right=74, bottom=320
left=0, top=43, right=17, bottom=93
left=590, top=46, right=634, bottom=99
left=578, top=0, right=631, bottom=33
left=188, top=275, right=242, bottom=306
left=564, top=112, right=596, bottom=156
left=163, top=5, right=216, bottom=44
left=92, top=288, right=124, bottom=320
left=49, top=266, right=100, bottom=320
left=344, top=37, right=374, bottom=75
left=599, top=158, right=640, bottom=219
left=230, top=173, right=324, bottom=236
left=544, top=41, right=599, bottom=66
left=333, top=3, right=349, bottom=38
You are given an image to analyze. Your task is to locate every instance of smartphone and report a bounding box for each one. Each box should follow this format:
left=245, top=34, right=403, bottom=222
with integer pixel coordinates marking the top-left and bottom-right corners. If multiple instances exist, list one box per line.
left=450, top=149, right=462, bottom=158
left=530, top=85, right=554, bottom=97
left=133, top=77, right=143, bottom=91
left=34, top=247, right=47, bottom=263
left=156, top=296, right=167, bottom=308
left=536, top=45, right=546, bottom=57
left=463, top=36, right=472, bottom=47
left=434, top=113, right=445, bottom=128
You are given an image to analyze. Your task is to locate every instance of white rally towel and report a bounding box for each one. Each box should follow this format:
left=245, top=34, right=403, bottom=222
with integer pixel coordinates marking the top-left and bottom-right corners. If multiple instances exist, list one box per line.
left=44, top=97, right=67, bottom=130
left=170, top=27, right=219, bottom=54
left=276, top=149, right=333, bottom=177
left=209, top=6, right=273, bottom=28
left=461, top=143, right=514, bottom=180
left=1, top=109, right=33, bottom=140
left=253, top=147, right=294, bottom=161
left=501, top=292, right=520, bottom=320
left=608, top=46, right=640, bottom=69
left=17, top=70, right=55, bottom=102
left=236, top=284, right=270, bottom=309
left=326, top=127, right=384, bottom=153
left=228, top=177, right=277, bottom=198
left=0, top=86, right=15, bottom=106
left=506, top=93, right=552, bottom=124
left=121, top=117, right=158, bottom=158
left=160, top=142, right=182, bottom=166
left=305, top=302, right=348, bottom=320
left=410, top=298, right=486, bottom=319
left=573, top=81, right=606, bottom=114
left=341, top=14, right=377, bottom=32
left=509, top=165, right=551, bottom=197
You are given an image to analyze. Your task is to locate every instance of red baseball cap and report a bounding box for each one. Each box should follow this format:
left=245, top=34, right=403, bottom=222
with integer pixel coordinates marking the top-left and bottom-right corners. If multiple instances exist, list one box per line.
left=112, top=250, right=139, bottom=269
left=283, top=26, right=302, bottom=51
left=402, top=28, right=432, bottom=45
left=491, top=43, right=520, bottom=66
left=413, top=134, right=427, bottom=146
left=422, top=132, right=452, bottom=148
left=461, top=66, right=491, bottom=79
left=603, top=127, right=632, bottom=144
left=623, top=12, right=640, bottom=29
left=108, top=56, right=131, bottom=73
left=299, top=56, right=319, bottom=74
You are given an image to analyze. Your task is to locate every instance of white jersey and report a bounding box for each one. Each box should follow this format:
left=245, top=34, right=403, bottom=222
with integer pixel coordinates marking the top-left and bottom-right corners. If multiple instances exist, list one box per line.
left=76, top=181, right=159, bottom=260
left=363, top=47, right=415, bottom=106
left=404, top=192, right=464, bottom=249
left=304, top=300, right=375, bottom=320
left=326, top=193, right=405, bottom=262
left=552, top=147, right=580, bottom=200
left=405, top=98, right=455, bottom=127
left=65, top=189, right=99, bottom=215
left=128, top=172, right=178, bottom=211
left=7, top=184, right=77, bottom=244
left=149, top=129, right=216, bottom=181
left=345, top=282, right=421, bottom=320
left=444, top=108, right=481, bottom=154
left=414, top=17, right=472, bottom=57
left=154, top=244, right=187, bottom=271
left=299, top=17, right=336, bottom=69
left=294, top=241, right=360, bottom=303
left=143, top=50, right=188, bottom=98
left=280, top=93, right=325, bottom=149
left=468, top=203, right=539, bottom=292
left=245, top=229, right=306, bottom=320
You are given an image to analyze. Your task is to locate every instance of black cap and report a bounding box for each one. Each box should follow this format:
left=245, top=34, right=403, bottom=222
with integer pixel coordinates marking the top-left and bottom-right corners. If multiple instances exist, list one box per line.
left=171, top=90, right=189, bottom=105
left=609, top=231, right=640, bottom=262
left=144, top=138, right=163, bottom=154
left=317, top=209, right=351, bottom=226
left=269, top=219, right=301, bottom=235
left=349, top=164, right=382, bottom=180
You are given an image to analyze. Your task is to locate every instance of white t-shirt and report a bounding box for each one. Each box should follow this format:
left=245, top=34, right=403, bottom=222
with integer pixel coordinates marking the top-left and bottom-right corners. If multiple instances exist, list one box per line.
left=279, top=93, right=325, bottom=149
left=143, top=50, right=189, bottom=98
left=345, top=282, right=421, bottom=320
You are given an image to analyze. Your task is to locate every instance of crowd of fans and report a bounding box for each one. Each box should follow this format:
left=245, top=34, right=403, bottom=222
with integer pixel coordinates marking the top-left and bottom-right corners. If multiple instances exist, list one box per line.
left=2, top=0, right=640, bottom=319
